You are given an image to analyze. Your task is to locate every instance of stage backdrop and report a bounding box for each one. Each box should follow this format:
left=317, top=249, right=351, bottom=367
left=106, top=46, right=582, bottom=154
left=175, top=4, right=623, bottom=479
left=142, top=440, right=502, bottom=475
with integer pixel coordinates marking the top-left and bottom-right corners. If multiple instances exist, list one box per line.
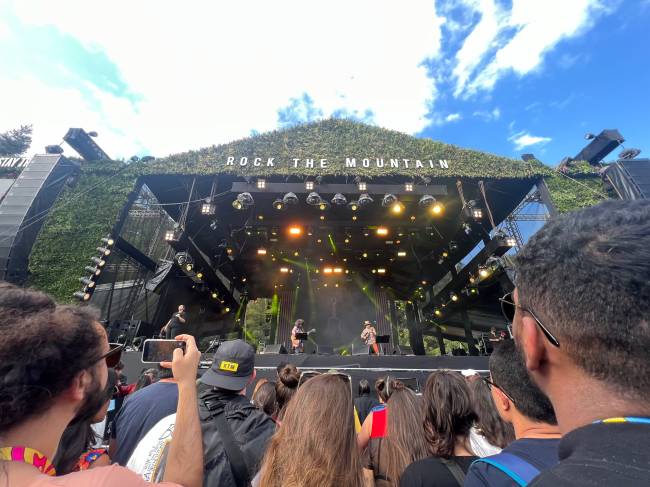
left=276, top=284, right=393, bottom=351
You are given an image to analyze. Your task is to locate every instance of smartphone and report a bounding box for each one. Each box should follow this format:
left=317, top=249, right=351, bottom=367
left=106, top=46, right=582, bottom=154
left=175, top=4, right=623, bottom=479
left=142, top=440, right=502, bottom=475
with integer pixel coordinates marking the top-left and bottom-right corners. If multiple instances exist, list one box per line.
left=142, top=339, right=186, bottom=363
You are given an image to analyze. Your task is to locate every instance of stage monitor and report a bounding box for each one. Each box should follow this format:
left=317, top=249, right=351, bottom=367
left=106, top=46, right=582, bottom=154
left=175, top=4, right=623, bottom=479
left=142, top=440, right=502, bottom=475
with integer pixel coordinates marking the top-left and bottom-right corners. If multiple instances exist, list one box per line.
left=263, top=344, right=288, bottom=354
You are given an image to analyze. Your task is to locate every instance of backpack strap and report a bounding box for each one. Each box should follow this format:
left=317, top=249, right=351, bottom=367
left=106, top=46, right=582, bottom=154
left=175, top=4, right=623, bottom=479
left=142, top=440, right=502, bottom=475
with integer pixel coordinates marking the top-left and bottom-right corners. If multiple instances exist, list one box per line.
left=439, top=458, right=466, bottom=486
left=472, top=452, right=541, bottom=487
left=201, top=396, right=251, bottom=487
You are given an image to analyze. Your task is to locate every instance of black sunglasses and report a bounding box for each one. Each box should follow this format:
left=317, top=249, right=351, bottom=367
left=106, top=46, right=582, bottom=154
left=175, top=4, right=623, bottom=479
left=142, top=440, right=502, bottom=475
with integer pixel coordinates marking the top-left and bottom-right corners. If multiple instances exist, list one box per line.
left=97, top=343, right=124, bottom=368
left=499, top=292, right=560, bottom=348
left=482, top=376, right=516, bottom=404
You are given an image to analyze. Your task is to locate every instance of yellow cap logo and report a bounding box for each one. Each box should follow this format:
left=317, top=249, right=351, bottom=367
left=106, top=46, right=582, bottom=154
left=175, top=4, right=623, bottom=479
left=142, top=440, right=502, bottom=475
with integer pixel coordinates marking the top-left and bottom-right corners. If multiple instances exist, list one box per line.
left=219, top=360, right=239, bottom=372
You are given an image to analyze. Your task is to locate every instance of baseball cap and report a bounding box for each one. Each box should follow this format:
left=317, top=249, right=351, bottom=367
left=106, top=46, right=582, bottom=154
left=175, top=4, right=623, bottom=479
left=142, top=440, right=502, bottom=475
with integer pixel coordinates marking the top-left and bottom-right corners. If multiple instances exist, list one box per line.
left=201, top=339, right=255, bottom=391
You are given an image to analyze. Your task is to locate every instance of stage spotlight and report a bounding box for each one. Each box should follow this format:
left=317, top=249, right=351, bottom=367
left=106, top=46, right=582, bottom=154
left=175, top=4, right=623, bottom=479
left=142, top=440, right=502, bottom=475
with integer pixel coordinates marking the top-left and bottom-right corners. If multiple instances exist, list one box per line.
left=442, top=250, right=449, bottom=258
left=97, top=246, right=111, bottom=256
left=397, top=251, right=407, bottom=257
left=165, top=230, right=176, bottom=241
left=391, top=201, right=404, bottom=214
left=202, top=202, right=216, bottom=215
left=450, top=292, right=459, bottom=302
left=472, top=208, right=483, bottom=219
left=418, top=195, right=435, bottom=208
left=506, top=237, right=517, bottom=247
left=382, top=194, right=398, bottom=207
left=211, top=292, right=218, bottom=299
left=358, top=193, right=374, bottom=207
left=332, top=193, right=347, bottom=206
left=232, top=199, right=243, bottom=210
left=377, top=268, right=387, bottom=274
left=85, top=265, right=101, bottom=276
left=73, top=291, right=91, bottom=301
left=376, top=227, right=389, bottom=236
left=470, top=288, right=478, bottom=295
left=305, top=181, right=314, bottom=190
left=319, top=201, right=330, bottom=211
left=434, top=308, right=442, bottom=317
left=101, top=237, right=114, bottom=246
left=363, top=252, right=368, bottom=258
left=478, top=266, right=490, bottom=278
left=280, top=267, right=290, bottom=273
left=225, top=307, right=231, bottom=313
left=348, top=201, right=359, bottom=211
left=288, top=225, right=303, bottom=236
left=283, top=192, right=299, bottom=206
left=256, top=179, right=266, bottom=189
left=323, top=267, right=333, bottom=274
left=334, top=267, right=343, bottom=274
left=273, top=198, right=285, bottom=211
left=405, top=182, right=414, bottom=192
left=306, top=192, right=323, bottom=206
left=91, top=257, right=106, bottom=267
left=257, top=248, right=267, bottom=255
left=185, top=263, right=193, bottom=272
left=358, top=181, right=367, bottom=191
left=462, top=223, right=472, bottom=235
left=79, top=277, right=95, bottom=288
left=431, top=202, right=444, bottom=215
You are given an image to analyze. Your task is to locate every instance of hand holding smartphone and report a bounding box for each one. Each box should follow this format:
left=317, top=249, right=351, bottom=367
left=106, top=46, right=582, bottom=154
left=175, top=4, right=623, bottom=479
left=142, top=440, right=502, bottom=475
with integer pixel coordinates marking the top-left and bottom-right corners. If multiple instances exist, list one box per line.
left=142, top=339, right=186, bottom=363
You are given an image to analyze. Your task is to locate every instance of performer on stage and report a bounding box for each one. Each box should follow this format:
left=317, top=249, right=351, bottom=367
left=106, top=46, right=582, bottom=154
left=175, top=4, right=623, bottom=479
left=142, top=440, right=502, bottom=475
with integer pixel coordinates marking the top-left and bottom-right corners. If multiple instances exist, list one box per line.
left=489, top=326, right=506, bottom=343
left=361, top=320, right=379, bottom=355
left=290, top=319, right=306, bottom=354
left=161, top=304, right=186, bottom=338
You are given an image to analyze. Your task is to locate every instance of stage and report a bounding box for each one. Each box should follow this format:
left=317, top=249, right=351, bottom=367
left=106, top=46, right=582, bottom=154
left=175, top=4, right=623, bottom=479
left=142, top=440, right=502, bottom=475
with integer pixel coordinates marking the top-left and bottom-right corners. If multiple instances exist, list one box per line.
left=120, top=350, right=489, bottom=395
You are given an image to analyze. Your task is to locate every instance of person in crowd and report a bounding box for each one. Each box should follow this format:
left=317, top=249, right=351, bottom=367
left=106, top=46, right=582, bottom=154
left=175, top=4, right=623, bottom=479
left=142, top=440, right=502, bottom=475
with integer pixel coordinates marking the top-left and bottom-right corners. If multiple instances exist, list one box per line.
left=355, top=378, right=380, bottom=425
left=465, top=339, right=561, bottom=486
left=363, top=381, right=428, bottom=487
left=358, top=376, right=393, bottom=450
left=0, top=282, right=203, bottom=487
left=114, top=361, right=128, bottom=386
left=468, top=378, right=515, bottom=457
left=275, top=362, right=300, bottom=421
left=256, top=374, right=365, bottom=487
left=252, top=380, right=277, bottom=417
left=53, top=369, right=118, bottom=474
left=110, top=365, right=179, bottom=465
left=507, top=199, right=650, bottom=486
left=399, top=370, right=478, bottom=487
left=199, top=339, right=276, bottom=486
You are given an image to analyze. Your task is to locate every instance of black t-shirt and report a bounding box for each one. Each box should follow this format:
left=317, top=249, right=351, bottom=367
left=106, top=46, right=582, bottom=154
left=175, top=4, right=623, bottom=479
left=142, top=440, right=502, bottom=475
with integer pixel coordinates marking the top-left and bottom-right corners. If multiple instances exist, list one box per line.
left=355, top=394, right=380, bottom=425
left=465, top=438, right=560, bottom=487
left=111, top=381, right=178, bottom=465
left=169, top=311, right=185, bottom=330
left=399, top=456, right=477, bottom=487
left=529, top=422, right=650, bottom=486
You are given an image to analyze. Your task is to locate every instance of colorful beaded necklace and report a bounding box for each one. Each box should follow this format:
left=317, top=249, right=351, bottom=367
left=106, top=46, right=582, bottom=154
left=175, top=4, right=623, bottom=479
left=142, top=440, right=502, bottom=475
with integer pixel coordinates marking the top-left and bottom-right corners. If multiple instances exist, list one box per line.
left=0, top=446, right=57, bottom=476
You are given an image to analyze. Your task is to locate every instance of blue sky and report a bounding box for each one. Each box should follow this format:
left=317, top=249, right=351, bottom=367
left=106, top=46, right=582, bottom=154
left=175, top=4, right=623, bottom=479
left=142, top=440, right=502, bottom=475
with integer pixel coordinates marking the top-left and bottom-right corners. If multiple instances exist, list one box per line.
left=0, top=0, right=648, bottom=164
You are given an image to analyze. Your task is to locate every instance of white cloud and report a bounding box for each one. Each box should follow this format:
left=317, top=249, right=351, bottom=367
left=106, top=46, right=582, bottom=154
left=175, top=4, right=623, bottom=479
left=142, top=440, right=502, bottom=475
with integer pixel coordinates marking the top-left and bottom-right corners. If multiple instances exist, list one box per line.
left=472, top=107, right=500, bottom=121
left=453, top=0, right=607, bottom=96
left=509, top=131, right=552, bottom=151
left=445, top=113, right=462, bottom=122
left=6, top=0, right=444, bottom=158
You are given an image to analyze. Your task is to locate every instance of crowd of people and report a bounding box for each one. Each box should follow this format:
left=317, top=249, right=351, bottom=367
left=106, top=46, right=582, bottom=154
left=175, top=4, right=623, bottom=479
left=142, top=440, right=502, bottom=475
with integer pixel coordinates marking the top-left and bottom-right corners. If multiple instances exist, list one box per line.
left=0, top=200, right=648, bottom=487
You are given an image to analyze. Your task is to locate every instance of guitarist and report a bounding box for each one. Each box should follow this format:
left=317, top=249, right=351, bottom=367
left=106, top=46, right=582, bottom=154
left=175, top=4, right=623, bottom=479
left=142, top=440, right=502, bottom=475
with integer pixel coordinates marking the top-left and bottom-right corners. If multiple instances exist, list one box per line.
left=290, top=319, right=306, bottom=354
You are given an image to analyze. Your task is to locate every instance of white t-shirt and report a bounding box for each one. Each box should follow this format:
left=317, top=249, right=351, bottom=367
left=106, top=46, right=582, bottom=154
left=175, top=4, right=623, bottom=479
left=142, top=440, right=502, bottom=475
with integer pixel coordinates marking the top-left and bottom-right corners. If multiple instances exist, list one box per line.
left=126, top=413, right=176, bottom=482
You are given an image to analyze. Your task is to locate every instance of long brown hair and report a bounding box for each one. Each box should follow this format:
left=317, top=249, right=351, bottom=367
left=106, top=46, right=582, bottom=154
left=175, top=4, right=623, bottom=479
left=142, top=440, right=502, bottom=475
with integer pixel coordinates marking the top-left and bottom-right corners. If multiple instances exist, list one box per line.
left=257, top=374, right=364, bottom=487
left=422, top=370, right=477, bottom=458
left=381, top=382, right=429, bottom=485
left=470, top=377, right=515, bottom=448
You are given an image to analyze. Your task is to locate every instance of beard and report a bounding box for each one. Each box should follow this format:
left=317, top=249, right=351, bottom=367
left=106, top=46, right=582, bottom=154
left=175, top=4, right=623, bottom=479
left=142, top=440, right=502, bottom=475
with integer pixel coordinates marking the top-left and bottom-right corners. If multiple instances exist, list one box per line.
left=69, top=369, right=108, bottom=426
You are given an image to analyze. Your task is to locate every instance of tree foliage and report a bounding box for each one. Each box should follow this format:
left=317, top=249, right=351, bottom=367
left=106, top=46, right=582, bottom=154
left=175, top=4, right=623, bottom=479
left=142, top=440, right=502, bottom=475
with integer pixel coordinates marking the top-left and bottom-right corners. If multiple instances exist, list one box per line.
left=0, top=125, right=33, bottom=156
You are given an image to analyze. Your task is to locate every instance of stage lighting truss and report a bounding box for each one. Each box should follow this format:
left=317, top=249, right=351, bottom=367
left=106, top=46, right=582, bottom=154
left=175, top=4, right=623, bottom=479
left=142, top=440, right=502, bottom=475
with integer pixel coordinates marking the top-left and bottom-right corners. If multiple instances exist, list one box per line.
left=331, top=193, right=347, bottom=206
left=201, top=200, right=216, bottom=215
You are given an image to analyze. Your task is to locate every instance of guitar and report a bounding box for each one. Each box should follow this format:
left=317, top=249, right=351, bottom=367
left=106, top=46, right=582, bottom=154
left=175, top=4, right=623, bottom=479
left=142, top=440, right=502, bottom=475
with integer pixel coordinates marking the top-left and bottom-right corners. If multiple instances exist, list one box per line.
left=291, top=328, right=316, bottom=349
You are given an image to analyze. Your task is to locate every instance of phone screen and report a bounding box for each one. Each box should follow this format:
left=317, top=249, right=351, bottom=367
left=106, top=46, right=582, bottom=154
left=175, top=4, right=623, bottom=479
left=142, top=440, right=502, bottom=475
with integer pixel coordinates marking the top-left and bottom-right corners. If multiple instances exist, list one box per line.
left=142, top=339, right=186, bottom=363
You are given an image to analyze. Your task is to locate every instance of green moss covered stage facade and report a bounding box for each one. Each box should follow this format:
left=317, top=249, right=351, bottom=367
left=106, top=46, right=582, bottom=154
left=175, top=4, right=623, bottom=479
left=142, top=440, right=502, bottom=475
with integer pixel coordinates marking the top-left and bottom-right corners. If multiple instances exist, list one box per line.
left=28, top=119, right=605, bottom=306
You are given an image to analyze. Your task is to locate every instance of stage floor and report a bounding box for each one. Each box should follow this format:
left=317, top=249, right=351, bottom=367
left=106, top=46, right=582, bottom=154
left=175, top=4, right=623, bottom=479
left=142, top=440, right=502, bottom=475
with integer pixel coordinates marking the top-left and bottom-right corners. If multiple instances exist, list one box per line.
left=121, top=351, right=488, bottom=395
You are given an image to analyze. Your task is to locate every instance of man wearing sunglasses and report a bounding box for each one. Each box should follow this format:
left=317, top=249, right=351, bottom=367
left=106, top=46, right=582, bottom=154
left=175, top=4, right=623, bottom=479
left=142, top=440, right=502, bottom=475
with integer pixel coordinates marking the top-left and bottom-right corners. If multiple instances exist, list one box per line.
left=0, top=282, right=203, bottom=487
left=466, top=340, right=560, bottom=486
left=505, top=200, right=650, bottom=486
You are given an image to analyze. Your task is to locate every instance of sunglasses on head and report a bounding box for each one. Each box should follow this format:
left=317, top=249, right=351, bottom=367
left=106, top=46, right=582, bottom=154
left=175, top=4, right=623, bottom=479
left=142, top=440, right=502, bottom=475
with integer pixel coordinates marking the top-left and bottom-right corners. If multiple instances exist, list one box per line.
left=298, top=370, right=353, bottom=394
left=499, top=292, right=560, bottom=348
left=97, top=343, right=124, bottom=368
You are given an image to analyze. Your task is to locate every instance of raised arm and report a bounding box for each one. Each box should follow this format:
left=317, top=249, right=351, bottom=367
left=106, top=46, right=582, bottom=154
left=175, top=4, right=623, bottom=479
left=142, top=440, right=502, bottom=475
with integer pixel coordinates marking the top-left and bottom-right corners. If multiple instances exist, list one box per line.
left=161, top=334, right=203, bottom=487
